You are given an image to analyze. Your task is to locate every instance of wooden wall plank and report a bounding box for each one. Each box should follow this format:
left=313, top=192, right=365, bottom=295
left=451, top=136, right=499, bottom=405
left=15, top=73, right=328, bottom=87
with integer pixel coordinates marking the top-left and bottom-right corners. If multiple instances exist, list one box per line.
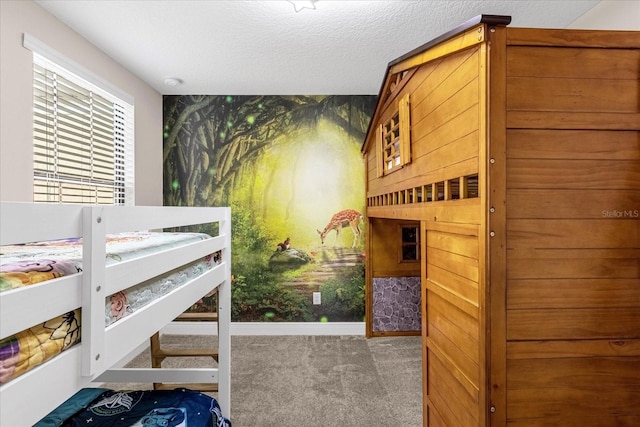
left=506, top=111, right=640, bottom=130
left=427, top=229, right=479, bottom=258
left=412, top=47, right=479, bottom=125
left=427, top=316, right=480, bottom=391
left=427, top=247, right=478, bottom=282
left=506, top=28, right=640, bottom=49
left=507, top=189, right=640, bottom=219
left=506, top=129, right=640, bottom=160
left=507, top=76, right=638, bottom=112
left=426, top=221, right=479, bottom=236
left=507, top=257, right=639, bottom=280
left=507, top=307, right=640, bottom=340
left=427, top=265, right=478, bottom=305
left=507, top=46, right=640, bottom=79
left=507, top=385, right=640, bottom=419
left=507, top=219, right=638, bottom=249
left=413, top=132, right=479, bottom=176
left=426, top=347, right=479, bottom=427
left=413, top=103, right=479, bottom=157
left=507, top=339, right=640, bottom=359
left=428, top=291, right=479, bottom=344
left=426, top=286, right=481, bottom=425
left=508, top=278, right=640, bottom=309
left=367, top=200, right=481, bottom=225
left=419, top=78, right=480, bottom=144
left=508, top=356, right=640, bottom=389
left=505, top=415, right=640, bottom=427
left=508, top=248, right=639, bottom=260
left=507, top=159, right=640, bottom=189
left=427, top=278, right=478, bottom=318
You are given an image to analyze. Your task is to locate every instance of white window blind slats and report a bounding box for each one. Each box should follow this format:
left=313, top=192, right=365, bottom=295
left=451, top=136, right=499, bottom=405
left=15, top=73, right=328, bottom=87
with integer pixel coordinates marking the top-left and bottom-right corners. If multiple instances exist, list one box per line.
left=34, top=179, right=117, bottom=205
left=31, top=50, right=134, bottom=205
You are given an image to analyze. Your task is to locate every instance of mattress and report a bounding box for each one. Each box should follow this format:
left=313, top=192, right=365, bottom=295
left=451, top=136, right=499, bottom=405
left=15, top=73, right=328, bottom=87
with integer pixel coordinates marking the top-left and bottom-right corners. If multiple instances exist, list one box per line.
left=0, top=232, right=217, bottom=384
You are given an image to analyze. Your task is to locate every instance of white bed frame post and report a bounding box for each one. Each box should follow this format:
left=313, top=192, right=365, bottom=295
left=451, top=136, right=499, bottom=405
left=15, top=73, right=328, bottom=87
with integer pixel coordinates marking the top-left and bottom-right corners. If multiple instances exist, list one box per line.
left=218, top=207, right=232, bottom=417
left=82, top=206, right=107, bottom=376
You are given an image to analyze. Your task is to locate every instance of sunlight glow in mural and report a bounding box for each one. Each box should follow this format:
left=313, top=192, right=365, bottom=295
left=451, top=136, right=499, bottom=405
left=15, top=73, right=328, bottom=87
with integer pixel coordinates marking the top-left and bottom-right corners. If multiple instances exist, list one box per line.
left=251, top=119, right=364, bottom=249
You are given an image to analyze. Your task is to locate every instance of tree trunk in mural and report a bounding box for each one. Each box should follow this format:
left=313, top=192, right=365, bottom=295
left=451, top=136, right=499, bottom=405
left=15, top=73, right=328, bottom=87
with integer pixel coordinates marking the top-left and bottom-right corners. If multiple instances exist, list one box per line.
left=164, top=95, right=374, bottom=207
left=163, top=95, right=376, bottom=322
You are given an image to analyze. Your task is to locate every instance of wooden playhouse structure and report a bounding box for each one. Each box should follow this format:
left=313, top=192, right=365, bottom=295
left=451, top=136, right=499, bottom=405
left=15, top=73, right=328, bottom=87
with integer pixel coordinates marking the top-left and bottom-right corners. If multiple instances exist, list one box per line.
left=362, top=15, right=639, bottom=427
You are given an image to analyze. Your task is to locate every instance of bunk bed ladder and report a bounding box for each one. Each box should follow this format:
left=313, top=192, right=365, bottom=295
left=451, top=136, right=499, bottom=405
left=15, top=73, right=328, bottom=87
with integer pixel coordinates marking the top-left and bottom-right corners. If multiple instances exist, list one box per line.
left=149, top=288, right=219, bottom=392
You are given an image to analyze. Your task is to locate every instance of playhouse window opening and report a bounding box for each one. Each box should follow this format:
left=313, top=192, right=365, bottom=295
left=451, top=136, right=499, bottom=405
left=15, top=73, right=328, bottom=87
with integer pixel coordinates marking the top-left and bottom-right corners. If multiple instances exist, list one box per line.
left=416, top=186, right=423, bottom=203
left=400, top=224, right=420, bottom=262
left=436, top=182, right=445, bottom=201
left=426, top=184, right=433, bottom=202
left=383, top=113, right=401, bottom=171
left=378, top=93, right=410, bottom=177
left=465, top=174, right=479, bottom=198
left=449, top=179, right=460, bottom=200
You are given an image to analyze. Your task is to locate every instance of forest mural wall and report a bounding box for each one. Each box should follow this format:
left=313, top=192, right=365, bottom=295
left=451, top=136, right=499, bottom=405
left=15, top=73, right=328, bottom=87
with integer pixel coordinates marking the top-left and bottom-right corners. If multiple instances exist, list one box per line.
left=163, top=95, right=376, bottom=322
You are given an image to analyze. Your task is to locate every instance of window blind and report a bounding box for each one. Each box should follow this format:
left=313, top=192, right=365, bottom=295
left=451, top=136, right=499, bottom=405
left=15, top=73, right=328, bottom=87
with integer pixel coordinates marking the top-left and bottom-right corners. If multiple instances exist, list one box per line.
left=27, top=36, right=134, bottom=205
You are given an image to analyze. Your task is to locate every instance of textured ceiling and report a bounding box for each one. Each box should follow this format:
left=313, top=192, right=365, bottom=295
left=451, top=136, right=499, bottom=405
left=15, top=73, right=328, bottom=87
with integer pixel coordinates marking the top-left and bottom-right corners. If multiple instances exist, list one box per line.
left=35, top=0, right=601, bottom=95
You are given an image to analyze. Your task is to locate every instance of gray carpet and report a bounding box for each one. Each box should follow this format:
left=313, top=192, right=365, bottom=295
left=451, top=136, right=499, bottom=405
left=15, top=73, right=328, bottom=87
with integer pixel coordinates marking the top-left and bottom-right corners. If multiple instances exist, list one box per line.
left=105, top=335, right=423, bottom=427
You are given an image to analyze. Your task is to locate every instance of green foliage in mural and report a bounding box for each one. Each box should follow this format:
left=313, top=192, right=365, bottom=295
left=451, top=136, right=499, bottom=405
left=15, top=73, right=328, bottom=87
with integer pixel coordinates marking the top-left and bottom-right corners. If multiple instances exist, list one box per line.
left=318, top=263, right=365, bottom=322
left=231, top=269, right=312, bottom=322
left=230, top=202, right=272, bottom=265
left=229, top=203, right=312, bottom=321
left=163, top=95, right=376, bottom=322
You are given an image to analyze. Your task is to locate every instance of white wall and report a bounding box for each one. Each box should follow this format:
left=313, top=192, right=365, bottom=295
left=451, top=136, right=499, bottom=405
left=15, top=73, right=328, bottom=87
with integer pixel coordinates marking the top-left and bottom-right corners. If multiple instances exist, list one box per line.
left=0, top=0, right=162, bottom=206
left=569, top=0, right=640, bottom=30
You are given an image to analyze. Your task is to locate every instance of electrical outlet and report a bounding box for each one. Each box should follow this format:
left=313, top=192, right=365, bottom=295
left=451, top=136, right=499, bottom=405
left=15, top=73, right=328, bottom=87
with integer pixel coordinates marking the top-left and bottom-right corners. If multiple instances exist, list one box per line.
left=313, top=292, right=321, bottom=305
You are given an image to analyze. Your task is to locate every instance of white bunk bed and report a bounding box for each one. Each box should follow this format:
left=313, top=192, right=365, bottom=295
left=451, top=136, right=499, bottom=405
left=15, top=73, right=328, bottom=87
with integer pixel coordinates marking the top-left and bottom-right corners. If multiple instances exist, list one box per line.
left=0, top=202, right=231, bottom=426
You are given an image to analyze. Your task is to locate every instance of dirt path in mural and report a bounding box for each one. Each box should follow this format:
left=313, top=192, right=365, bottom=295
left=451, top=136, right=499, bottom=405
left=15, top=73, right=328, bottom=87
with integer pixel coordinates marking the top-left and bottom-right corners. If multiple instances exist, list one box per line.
left=278, top=247, right=362, bottom=298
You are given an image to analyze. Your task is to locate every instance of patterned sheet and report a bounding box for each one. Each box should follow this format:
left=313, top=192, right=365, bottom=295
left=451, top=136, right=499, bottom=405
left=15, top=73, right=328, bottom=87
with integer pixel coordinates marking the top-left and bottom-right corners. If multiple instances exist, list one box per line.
left=0, top=232, right=217, bottom=384
left=35, top=388, right=231, bottom=427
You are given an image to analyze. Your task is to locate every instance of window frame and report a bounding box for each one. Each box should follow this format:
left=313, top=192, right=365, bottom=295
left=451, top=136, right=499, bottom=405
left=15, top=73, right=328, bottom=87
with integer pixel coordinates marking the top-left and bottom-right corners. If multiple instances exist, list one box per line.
left=376, top=93, right=411, bottom=177
left=398, top=223, right=420, bottom=263
left=24, top=34, right=135, bottom=206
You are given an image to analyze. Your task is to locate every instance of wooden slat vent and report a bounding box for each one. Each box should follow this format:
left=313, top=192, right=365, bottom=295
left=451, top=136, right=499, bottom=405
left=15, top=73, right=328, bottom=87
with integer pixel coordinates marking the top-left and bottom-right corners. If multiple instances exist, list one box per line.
left=367, top=174, right=478, bottom=207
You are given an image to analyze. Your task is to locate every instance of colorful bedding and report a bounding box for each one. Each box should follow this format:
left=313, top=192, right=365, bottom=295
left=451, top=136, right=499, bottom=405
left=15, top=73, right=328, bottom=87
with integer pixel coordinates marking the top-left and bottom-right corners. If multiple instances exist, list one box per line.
left=35, top=387, right=231, bottom=427
left=0, top=232, right=217, bottom=384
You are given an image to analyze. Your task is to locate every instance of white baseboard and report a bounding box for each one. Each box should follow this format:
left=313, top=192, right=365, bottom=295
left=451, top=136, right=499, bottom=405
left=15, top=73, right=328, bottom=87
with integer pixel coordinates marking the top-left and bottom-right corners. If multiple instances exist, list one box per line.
left=161, top=321, right=365, bottom=336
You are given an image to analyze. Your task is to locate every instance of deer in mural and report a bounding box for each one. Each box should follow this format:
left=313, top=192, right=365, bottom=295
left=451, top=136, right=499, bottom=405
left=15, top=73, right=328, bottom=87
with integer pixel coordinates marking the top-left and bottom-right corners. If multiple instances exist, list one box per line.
left=317, top=209, right=363, bottom=248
